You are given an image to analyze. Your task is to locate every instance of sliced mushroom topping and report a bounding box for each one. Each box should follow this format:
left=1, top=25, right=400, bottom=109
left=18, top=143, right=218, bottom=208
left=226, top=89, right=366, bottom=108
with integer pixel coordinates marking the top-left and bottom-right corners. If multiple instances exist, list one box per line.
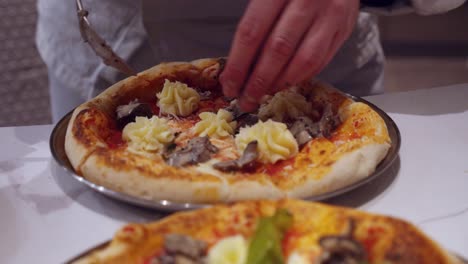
left=224, top=99, right=243, bottom=119
left=116, top=99, right=153, bottom=128
left=236, top=113, right=259, bottom=131
left=153, top=234, right=208, bottom=264
left=237, top=141, right=259, bottom=166
left=289, top=116, right=317, bottom=136
left=224, top=100, right=259, bottom=132
left=320, top=236, right=364, bottom=256
left=289, top=117, right=319, bottom=147
left=212, top=160, right=238, bottom=172
left=165, top=234, right=207, bottom=259
left=166, top=137, right=218, bottom=167
left=295, top=130, right=313, bottom=147
left=319, top=105, right=340, bottom=138
left=288, top=105, right=341, bottom=146
left=319, top=235, right=366, bottom=264
left=213, top=141, right=258, bottom=172
left=199, top=91, right=212, bottom=100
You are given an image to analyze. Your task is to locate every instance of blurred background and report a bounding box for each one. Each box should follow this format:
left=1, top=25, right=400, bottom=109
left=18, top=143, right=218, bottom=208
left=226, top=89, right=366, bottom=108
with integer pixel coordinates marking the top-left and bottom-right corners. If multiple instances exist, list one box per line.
left=0, top=1, right=467, bottom=127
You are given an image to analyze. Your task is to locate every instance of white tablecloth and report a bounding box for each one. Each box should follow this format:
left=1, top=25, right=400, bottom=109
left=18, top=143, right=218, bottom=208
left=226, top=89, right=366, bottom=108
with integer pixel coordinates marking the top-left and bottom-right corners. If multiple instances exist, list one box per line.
left=1, top=84, right=467, bottom=263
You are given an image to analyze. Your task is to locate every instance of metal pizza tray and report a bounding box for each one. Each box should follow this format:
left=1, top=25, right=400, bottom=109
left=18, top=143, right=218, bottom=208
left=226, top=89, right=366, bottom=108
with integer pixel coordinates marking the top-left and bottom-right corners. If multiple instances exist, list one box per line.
left=50, top=95, right=401, bottom=212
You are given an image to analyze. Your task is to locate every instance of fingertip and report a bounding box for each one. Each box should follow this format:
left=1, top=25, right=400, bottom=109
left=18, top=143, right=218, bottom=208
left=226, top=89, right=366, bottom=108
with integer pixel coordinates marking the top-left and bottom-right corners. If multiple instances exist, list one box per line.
left=220, top=67, right=244, bottom=97
left=220, top=77, right=239, bottom=98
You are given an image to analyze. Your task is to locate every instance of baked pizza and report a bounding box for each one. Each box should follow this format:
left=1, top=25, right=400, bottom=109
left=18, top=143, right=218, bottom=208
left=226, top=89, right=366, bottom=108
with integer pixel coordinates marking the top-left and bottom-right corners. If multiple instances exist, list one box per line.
left=65, top=58, right=391, bottom=203
left=71, top=199, right=462, bottom=264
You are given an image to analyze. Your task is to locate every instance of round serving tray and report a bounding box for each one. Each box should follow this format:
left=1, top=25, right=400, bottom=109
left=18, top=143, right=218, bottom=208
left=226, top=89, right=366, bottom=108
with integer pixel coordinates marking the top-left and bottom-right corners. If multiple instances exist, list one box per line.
left=65, top=238, right=467, bottom=264
left=64, top=237, right=467, bottom=264
left=50, top=95, right=401, bottom=212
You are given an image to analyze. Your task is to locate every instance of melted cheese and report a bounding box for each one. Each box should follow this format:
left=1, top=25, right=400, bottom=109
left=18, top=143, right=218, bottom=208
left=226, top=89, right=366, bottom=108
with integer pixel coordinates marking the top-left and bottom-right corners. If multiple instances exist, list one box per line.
left=258, top=90, right=311, bottom=122
left=193, top=109, right=237, bottom=138
left=156, top=79, right=200, bottom=117
left=287, top=252, right=309, bottom=264
left=236, top=120, right=298, bottom=164
left=122, top=116, right=174, bottom=154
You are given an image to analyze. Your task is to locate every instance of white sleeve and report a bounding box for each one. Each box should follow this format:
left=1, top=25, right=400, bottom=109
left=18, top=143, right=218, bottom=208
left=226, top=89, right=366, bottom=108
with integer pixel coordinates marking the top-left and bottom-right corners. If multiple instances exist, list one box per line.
left=362, top=0, right=466, bottom=15
left=411, top=0, right=466, bottom=15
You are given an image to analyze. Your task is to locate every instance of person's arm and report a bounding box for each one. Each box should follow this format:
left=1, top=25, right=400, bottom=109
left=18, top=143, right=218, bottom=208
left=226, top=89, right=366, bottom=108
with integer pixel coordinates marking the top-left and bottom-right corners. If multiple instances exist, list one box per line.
left=220, top=0, right=466, bottom=112
left=220, top=0, right=361, bottom=112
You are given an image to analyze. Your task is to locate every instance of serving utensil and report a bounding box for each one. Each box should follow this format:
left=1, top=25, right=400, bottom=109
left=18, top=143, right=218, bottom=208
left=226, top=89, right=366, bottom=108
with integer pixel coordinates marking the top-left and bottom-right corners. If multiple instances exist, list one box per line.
left=75, top=0, right=136, bottom=76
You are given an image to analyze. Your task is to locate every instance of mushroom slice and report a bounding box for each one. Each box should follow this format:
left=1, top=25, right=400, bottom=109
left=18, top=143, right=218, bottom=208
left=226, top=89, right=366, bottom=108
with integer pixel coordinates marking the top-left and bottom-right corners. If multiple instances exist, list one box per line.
left=166, top=137, right=219, bottom=167
left=153, top=234, right=208, bottom=264
left=318, top=105, right=340, bottom=138
left=236, top=113, right=259, bottom=131
left=224, top=99, right=243, bottom=119
left=224, top=100, right=259, bottom=132
left=164, top=234, right=207, bottom=259
left=116, top=99, right=153, bottom=128
left=295, top=130, right=313, bottom=148
left=199, top=90, right=212, bottom=100
left=289, top=117, right=318, bottom=147
left=213, top=141, right=258, bottom=172
left=318, top=235, right=366, bottom=264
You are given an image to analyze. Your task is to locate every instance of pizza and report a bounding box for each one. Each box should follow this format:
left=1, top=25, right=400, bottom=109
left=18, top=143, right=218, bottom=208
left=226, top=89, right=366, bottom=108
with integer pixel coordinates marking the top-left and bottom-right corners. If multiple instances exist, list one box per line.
left=71, top=199, right=462, bottom=264
left=64, top=58, right=391, bottom=203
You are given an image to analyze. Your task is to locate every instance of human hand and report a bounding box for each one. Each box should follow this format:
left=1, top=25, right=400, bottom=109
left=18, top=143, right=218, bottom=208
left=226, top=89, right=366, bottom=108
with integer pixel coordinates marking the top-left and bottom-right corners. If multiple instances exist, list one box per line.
left=220, top=0, right=360, bottom=112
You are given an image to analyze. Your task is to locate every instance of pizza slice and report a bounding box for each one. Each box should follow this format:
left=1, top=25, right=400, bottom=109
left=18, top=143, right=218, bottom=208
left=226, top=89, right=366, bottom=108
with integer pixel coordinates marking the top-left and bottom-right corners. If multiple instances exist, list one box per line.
left=70, top=199, right=463, bottom=264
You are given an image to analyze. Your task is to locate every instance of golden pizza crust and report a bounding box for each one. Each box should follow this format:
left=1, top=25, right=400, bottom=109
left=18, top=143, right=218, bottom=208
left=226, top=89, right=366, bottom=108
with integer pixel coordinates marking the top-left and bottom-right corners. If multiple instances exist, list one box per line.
left=65, top=58, right=391, bottom=203
left=65, top=103, right=111, bottom=172
left=71, top=199, right=461, bottom=264
left=79, top=148, right=230, bottom=203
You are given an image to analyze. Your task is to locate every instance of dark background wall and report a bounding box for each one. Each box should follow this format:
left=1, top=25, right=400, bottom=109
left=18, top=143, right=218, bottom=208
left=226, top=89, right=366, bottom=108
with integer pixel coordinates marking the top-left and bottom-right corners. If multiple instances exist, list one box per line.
left=380, top=3, right=468, bottom=92
left=0, top=1, right=467, bottom=126
left=380, top=3, right=468, bottom=56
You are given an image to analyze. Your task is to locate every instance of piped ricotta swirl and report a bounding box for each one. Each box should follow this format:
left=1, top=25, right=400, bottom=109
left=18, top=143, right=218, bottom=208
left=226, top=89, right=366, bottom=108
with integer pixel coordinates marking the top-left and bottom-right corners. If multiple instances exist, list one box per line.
left=193, top=109, right=237, bottom=138
left=156, top=79, right=200, bottom=117
left=235, top=119, right=298, bottom=164
left=122, top=116, right=174, bottom=154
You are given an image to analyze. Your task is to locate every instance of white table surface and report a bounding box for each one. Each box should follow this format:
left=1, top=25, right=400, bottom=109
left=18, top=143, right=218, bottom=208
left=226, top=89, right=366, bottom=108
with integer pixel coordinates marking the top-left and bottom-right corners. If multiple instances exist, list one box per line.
left=1, top=84, right=467, bottom=263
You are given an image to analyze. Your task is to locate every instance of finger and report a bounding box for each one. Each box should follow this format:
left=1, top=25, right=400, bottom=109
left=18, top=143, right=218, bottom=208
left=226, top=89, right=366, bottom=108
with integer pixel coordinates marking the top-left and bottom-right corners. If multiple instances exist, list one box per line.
left=297, top=31, right=342, bottom=86
left=319, top=1, right=359, bottom=68
left=321, top=31, right=344, bottom=74
left=319, top=0, right=360, bottom=72
left=276, top=0, right=358, bottom=90
left=220, top=0, right=287, bottom=98
left=298, top=18, right=352, bottom=85
left=239, top=0, right=319, bottom=111
left=276, top=16, right=339, bottom=90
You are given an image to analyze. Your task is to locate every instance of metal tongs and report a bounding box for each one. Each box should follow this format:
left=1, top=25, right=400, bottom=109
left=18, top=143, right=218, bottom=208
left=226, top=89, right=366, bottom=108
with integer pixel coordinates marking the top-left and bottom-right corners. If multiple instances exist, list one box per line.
left=76, top=0, right=136, bottom=76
